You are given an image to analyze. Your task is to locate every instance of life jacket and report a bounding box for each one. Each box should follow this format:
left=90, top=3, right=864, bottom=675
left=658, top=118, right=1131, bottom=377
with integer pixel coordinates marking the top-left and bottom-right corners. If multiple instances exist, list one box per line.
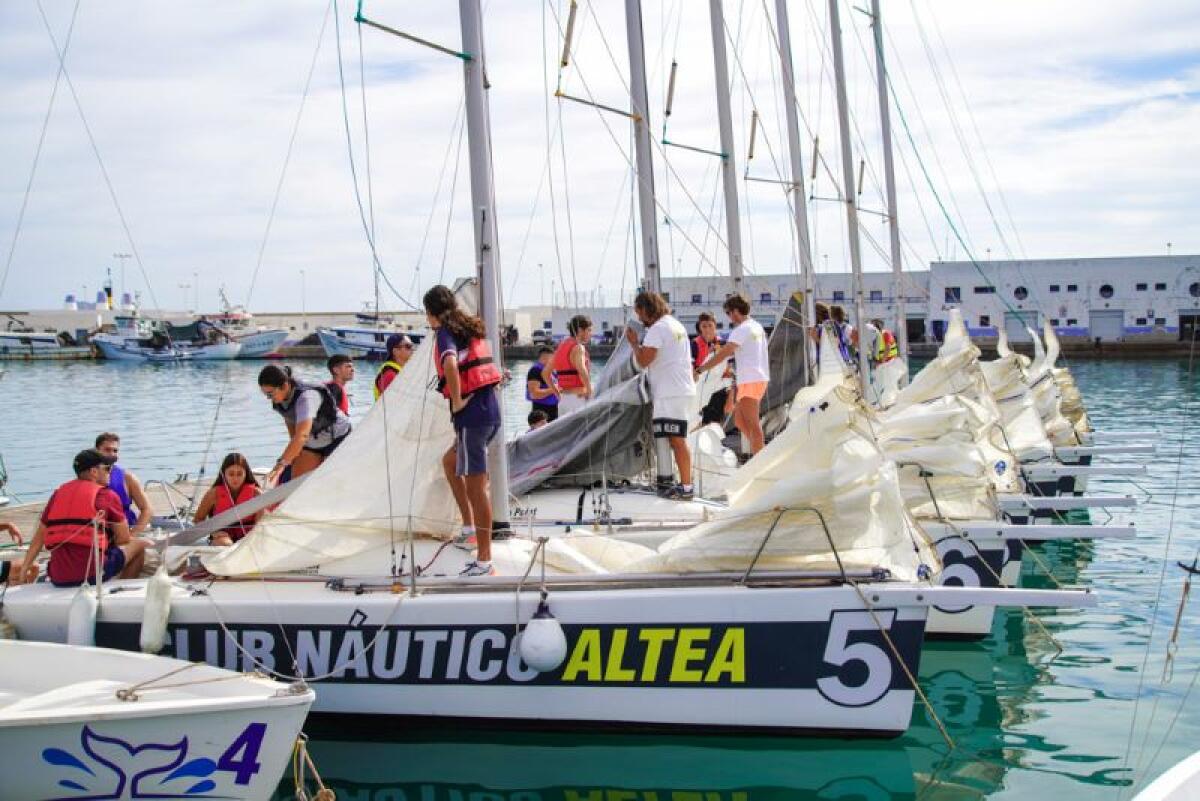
left=434, top=335, right=502, bottom=400
left=326, top=381, right=349, bottom=414
left=525, top=363, right=558, bottom=405
left=212, top=482, right=258, bottom=542
left=372, top=360, right=405, bottom=400
left=552, top=337, right=589, bottom=391
left=107, top=464, right=137, bottom=526
left=273, top=380, right=338, bottom=437
left=692, top=335, right=716, bottom=369
left=43, top=479, right=109, bottom=550
left=876, top=329, right=899, bottom=363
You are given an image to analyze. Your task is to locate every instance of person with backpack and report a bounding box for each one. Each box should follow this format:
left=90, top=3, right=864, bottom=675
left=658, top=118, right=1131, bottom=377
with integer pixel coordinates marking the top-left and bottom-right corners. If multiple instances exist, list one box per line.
left=259, top=364, right=352, bottom=484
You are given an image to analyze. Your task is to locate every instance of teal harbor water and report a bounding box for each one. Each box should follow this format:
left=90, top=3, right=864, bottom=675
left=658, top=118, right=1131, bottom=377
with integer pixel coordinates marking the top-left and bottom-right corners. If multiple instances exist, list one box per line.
left=0, top=358, right=1197, bottom=799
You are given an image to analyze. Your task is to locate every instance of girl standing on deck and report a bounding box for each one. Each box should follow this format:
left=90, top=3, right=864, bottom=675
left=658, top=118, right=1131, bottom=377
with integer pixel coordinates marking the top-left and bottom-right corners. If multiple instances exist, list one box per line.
left=424, top=285, right=504, bottom=578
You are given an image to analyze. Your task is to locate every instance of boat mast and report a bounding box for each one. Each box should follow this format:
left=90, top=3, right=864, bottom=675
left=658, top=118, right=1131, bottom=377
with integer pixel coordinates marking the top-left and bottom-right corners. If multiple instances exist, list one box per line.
left=870, top=0, right=907, bottom=363
left=624, top=0, right=662, bottom=295
left=773, top=0, right=817, bottom=385
left=827, top=0, right=872, bottom=388
left=708, top=0, right=745, bottom=294
left=459, top=0, right=511, bottom=531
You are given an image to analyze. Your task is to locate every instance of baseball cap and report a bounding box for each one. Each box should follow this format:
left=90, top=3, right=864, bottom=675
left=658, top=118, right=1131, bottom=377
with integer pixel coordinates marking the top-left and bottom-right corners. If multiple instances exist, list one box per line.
left=74, top=448, right=117, bottom=474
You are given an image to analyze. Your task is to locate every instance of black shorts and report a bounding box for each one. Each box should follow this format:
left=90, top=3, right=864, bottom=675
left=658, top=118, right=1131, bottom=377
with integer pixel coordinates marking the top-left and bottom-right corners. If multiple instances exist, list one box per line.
left=304, top=430, right=349, bottom=458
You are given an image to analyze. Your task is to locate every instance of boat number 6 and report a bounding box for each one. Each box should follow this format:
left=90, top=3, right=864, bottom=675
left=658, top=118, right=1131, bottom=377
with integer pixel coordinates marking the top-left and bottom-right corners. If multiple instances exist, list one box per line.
left=816, top=610, right=896, bottom=707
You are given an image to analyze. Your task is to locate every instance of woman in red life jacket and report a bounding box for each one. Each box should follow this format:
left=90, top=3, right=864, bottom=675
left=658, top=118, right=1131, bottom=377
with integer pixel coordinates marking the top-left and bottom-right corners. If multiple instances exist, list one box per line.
left=552, top=315, right=593, bottom=416
left=17, top=449, right=148, bottom=587
left=424, top=284, right=504, bottom=578
left=193, top=453, right=264, bottom=546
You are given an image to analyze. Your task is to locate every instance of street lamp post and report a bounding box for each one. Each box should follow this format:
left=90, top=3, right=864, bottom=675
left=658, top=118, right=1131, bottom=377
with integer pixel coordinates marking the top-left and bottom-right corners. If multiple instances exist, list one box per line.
left=178, top=283, right=191, bottom=312
left=112, top=253, right=132, bottom=303
left=299, top=270, right=307, bottom=330
left=538, top=263, right=544, bottom=306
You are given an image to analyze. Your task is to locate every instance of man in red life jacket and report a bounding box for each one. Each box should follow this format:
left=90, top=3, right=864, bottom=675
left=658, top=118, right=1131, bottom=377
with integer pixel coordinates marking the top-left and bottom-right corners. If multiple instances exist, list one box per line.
left=17, top=449, right=148, bottom=587
left=326, top=354, right=355, bottom=414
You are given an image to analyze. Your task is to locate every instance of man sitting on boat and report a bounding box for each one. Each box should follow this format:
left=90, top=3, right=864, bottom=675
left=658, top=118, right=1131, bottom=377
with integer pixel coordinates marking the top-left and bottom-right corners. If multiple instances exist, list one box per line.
left=95, top=432, right=153, bottom=535
left=526, top=346, right=561, bottom=422
left=16, top=449, right=148, bottom=586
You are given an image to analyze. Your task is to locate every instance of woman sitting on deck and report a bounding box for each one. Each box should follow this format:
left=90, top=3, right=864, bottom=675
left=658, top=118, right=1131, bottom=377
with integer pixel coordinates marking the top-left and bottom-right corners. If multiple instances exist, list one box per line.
left=192, top=453, right=263, bottom=546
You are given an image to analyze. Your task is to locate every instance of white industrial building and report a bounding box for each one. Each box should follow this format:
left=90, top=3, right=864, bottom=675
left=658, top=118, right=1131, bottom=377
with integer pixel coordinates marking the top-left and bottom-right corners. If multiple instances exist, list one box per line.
left=527, top=254, right=1200, bottom=345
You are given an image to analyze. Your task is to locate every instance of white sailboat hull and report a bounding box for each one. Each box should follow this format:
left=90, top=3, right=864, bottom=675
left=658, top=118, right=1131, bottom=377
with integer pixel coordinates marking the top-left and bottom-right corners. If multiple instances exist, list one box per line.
left=93, top=336, right=188, bottom=361
left=180, top=341, right=243, bottom=360
left=7, top=578, right=934, bottom=736
left=0, top=640, right=312, bottom=801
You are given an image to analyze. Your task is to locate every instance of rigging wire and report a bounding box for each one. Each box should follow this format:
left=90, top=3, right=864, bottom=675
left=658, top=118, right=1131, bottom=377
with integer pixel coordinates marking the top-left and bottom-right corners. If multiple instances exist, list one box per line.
left=245, top=0, right=334, bottom=309
left=331, top=0, right=418, bottom=310
left=34, top=0, right=162, bottom=311
left=0, top=0, right=81, bottom=304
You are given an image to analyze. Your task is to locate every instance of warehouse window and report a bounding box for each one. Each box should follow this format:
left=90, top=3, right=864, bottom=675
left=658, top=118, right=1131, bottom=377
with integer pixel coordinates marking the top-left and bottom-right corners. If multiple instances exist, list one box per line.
left=979, top=315, right=991, bottom=327
left=1136, top=283, right=1148, bottom=291
left=1049, top=284, right=1060, bottom=292
left=1067, top=318, right=1078, bottom=325
left=832, top=290, right=845, bottom=302
left=1013, top=286, right=1028, bottom=301
left=1099, top=284, right=1114, bottom=299
left=1135, top=318, right=1147, bottom=325
left=945, top=286, right=962, bottom=302
left=869, top=290, right=883, bottom=302
left=1050, top=318, right=1060, bottom=326
left=760, top=292, right=772, bottom=304
left=1067, top=284, right=1078, bottom=292
left=1155, top=317, right=1167, bottom=326
left=1191, top=282, right=1200, bottom=298
left=691, top=293, right=703, bottom=303
left=973, top=286, right=995, bottom=294
left=1155, top=282, right=1167, bottom=291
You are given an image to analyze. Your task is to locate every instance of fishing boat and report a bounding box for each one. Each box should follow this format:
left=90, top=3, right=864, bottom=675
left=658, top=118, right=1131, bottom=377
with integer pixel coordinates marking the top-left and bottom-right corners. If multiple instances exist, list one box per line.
left=0, top=639, right=313, bottom=801
left=316, top=322, right=424, bottom=360
left=93, top=314, right=190, bottom=361
left=0, top=328, right=92, bottom=361
left=164, top=319, right=244, bottom=360
left=204, top=289, right=289, bottom=358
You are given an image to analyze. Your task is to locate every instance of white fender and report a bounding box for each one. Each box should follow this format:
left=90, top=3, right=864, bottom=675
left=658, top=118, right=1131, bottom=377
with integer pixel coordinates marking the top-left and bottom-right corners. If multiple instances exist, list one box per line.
left=519, top=599, right=568, bottom=672
left=67, top=587, right=98, bottom=646
left=139, top=565, right=173, bottom=653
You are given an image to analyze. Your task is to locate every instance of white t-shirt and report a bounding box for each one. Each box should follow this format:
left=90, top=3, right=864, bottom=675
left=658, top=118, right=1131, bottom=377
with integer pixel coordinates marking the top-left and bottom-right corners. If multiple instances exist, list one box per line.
left=641, top=315, right=696, bottom=400
left=729, top=317, right=769, bottom=385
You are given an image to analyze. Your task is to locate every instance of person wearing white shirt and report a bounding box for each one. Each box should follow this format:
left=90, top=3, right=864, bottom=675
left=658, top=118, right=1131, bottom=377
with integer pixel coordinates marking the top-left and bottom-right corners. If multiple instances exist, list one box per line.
left=697, top=294, right=769, bottom=455
left=625, top=291, right=697, bottom=500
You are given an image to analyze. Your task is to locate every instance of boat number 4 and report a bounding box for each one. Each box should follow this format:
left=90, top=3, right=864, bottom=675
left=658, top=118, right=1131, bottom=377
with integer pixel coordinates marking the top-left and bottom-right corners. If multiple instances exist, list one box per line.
left=217, top=722, right=267, bottom=785
left=816, top=610, right=896, bottom=708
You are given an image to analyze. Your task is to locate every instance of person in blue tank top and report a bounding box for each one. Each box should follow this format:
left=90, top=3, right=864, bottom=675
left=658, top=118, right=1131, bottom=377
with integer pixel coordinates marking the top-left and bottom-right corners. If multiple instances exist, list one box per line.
left=95, top=432, right=154, bottom=534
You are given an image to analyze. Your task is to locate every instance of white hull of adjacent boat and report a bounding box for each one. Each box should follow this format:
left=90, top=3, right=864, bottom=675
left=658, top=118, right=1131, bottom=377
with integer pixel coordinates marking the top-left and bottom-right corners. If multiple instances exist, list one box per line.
left=93, top=336, right=188, bottom=362
left=235, top=329, right=289, bottom=358
left=0, top=640, right=312, bottom=801
left=317, top=329, right=388, bottom=359
left=179, top=341, right=243, bottom=360
left=3, top=577, right=1092, bottom=736
left=1134, top=750, right=1200, bottom=801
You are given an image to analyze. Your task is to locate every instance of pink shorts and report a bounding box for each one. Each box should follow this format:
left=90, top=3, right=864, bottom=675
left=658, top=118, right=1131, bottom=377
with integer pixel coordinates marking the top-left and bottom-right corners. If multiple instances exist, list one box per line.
left=735, top=381, right=767, bottom=401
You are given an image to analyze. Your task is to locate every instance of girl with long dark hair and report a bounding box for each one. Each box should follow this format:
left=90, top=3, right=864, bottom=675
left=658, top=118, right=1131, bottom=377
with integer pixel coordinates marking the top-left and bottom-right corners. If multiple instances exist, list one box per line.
left=193, top=452, right=263, bottom=546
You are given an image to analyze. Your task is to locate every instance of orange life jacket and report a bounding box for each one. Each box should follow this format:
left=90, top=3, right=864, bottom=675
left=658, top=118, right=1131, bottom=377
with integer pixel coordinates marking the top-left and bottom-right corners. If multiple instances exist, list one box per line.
left=213, top=482, right=259, bottom=542
left=43, top=479, right=109, bottom=550
left=434, top=335, right=503, bottom=399
left=552, top=337, right=589, bottom=391
left=693, top=335, right=715, bottom=369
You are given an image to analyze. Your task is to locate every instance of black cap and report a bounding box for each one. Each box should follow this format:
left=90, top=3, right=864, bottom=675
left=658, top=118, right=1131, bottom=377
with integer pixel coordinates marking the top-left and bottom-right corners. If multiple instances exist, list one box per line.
left=73, top=448, right=116, bottom=475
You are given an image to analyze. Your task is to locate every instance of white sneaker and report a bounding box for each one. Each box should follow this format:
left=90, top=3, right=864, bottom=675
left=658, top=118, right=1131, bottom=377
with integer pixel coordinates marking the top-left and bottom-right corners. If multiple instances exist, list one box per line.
left=459, top=560, right=494, bottom=577
left=452, top=528, right=477, bottom=551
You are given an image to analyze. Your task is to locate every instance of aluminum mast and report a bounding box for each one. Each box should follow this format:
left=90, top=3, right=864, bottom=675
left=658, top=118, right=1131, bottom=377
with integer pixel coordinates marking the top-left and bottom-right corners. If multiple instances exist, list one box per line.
left=708, top=0, right=745, bottom=292
left=827, top=0, right=872, bottom=387
left=459, top=0, right=511, bottom=530
left=774, top=0, right=817, bottom=384
left=624, top=0, right=662, bottom=294
left=870, top=0, right=908, bottom=363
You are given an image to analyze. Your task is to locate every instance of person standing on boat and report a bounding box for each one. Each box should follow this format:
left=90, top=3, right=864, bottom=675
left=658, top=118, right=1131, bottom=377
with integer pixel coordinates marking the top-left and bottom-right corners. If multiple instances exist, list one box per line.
left=552, top=315, right=593, bottom=415
left=526, top=346, right=561, bottom=422
left=691, top=312, right=731, bottom=426
left=626, top=291, right=696, bottom=499
left=259, top=365, right=352, bottom=484
left=94, top=432, right=153, bottom=535
left=192, top=453, right=264, bottom=546
left=374, top=333, right=414, bottom=400
left=812, top=302, right=854, bottom=367
left=325, top=354, right=355, bottom=414
left=697, top=294, right=769, bottom=456
left=17, top=448, right=147, bottom=587
left=424, top=285, right=504, bottom=578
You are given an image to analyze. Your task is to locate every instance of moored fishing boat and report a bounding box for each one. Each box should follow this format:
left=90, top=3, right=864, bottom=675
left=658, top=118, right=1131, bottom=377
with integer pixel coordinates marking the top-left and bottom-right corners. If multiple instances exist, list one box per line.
left=93, top=314, right=189, bottom=361
left=205, top=291, right=289, bottom=358
left=0, top=639, right=313, bottom=801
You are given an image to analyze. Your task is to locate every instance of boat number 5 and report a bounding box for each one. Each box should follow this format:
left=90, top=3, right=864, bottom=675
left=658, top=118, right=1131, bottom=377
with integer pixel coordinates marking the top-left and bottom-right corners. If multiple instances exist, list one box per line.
left=816, top=610, right=896, bottom=707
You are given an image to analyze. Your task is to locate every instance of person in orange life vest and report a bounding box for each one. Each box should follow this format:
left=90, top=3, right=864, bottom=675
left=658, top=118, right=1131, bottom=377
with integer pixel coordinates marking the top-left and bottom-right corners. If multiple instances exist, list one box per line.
left=697, top=294, right=769, bottom=455
left=374, top=333, right=414, bottom=400
left=424, top=285, right=504, bottom=578
left=95, top=432, right=153, bottom=535
left=552, top=315, right=593, bottom=416
left=260, top=364, right=352, bottom=485
left=325, top=354, right=355, bottom=414
left=526, top=346, right=561, bottom=421
left=17, top=449, right=148, bottom=587
left=192, top=453, right=264, bottom=547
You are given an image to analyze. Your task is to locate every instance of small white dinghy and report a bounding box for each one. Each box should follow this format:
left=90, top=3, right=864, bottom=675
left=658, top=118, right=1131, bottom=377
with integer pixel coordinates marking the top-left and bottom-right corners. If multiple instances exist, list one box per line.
left=1134, top=750, right=1200, bottom=801
left=0, top=640, right=313, bottom=800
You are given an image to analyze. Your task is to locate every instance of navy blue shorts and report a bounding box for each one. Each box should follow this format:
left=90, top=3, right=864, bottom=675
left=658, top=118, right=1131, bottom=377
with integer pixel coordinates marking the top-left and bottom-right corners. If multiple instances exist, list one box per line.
left=455, top=424, right=499, bottom=477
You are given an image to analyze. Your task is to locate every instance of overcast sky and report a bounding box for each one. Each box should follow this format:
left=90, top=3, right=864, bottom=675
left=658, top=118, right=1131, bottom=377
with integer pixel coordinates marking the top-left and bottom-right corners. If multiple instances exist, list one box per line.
left=2, top=1, right=1198, bottom=314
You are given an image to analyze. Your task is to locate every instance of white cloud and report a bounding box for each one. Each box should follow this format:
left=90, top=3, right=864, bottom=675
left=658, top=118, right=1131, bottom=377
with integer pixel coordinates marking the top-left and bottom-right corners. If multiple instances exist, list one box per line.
left=1, top=0, right=1198, bottom=313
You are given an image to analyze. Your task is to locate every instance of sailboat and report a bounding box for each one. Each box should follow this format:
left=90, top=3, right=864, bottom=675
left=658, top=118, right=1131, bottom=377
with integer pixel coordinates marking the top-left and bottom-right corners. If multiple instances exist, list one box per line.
left=2, top=0, right=1094, bottom=737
